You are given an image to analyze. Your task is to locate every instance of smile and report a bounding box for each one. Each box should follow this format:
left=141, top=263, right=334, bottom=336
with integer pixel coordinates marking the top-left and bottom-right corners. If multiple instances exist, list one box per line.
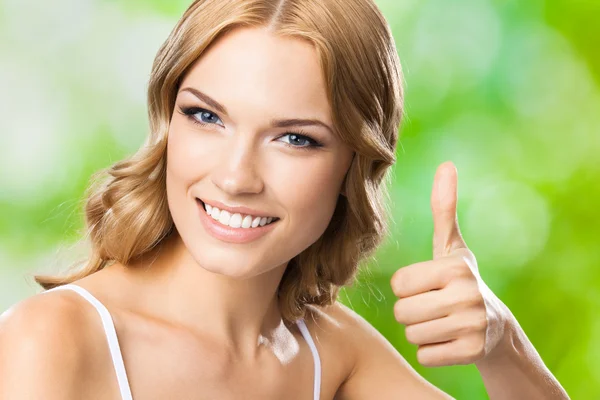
left=196, top=199, right=280, bottom=244
left=198, top=199, right=279, bottom=229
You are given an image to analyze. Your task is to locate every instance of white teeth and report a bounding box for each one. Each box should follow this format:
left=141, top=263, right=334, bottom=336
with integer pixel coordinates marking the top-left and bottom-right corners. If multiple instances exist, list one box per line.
left=228, top=213, right=242, bottom=228
left=218, top=210, right=231, bottom=226
left=242, top=215, right=253, bottom=228
left=201, top=201, right=276, bottom=229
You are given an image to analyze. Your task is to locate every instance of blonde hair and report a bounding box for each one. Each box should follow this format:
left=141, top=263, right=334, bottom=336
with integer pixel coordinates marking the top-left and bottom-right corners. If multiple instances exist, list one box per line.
left=35, top=0, right=403, bottom=323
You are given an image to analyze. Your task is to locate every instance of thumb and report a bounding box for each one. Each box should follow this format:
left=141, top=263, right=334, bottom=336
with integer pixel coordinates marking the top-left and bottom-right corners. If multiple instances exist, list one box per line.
left=431, top=161, right=467, bottom=259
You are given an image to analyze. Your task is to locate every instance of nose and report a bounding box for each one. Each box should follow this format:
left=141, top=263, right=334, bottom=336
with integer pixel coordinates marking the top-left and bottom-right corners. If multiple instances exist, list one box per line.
left=211, top=132, right=264, bottom=196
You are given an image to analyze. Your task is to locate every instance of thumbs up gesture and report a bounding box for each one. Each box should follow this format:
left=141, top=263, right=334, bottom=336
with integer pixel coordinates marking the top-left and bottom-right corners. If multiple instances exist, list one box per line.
left=390, top=161, right=510, bottom=367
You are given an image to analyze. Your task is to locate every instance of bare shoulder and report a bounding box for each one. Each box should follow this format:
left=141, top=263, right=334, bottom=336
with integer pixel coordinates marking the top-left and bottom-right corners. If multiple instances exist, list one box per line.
left=0, top=289, right=107, bottom=399
left=307, top=301, right=454, bottom=400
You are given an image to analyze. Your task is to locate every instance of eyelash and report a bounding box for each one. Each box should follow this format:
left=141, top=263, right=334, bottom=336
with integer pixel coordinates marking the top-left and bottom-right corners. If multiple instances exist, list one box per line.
left=177, top=106, right=324, bottom=151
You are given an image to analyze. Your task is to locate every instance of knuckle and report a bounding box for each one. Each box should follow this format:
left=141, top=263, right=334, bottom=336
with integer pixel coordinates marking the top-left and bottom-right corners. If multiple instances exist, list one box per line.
left=472, top=291, right=486, bottom=308
left=475, top=341, right=486, bottom=359
left=456, top=293, right=475, bottom=310
left=455, top=319, right=472, bottom=337
left=446, top=261, right=467, bottom=283
left=470, top=292, right=486, bottom=312
left=456, top=287, right=483, bottom=310
left=473, top=311, right=488, bottom=332
left=456, top=312, right=487, bottom=336
left=467, top=336, right=486, bottom=360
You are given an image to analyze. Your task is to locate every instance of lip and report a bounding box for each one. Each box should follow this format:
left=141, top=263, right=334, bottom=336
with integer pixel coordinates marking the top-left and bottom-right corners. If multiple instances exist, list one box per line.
left=197, top=199, right=279, bottom=244
left=198, top=198, right=277, bottom=218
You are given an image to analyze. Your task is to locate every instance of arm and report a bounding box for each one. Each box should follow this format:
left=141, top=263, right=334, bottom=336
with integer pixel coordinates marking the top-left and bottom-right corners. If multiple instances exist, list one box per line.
left=386, top=162, right=570, bottom=399
left=474, top=306, right=570, bottom=400
left=332, top=302, right=454, bottom=400
left=0, top=292, right=93, bottom=399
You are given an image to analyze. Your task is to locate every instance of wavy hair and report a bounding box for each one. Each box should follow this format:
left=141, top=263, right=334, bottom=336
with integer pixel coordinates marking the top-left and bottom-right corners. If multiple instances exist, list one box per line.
left=35, top=0, right=404, bottom=324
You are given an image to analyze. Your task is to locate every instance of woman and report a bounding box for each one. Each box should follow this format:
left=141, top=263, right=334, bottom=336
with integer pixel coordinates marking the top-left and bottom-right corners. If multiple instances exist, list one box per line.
left=0, top=0, right=569, bottom=398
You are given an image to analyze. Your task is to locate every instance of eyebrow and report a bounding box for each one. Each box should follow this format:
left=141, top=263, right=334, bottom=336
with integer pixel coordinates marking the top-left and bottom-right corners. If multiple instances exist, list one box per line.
left=179, top=87, right=334, bottom=135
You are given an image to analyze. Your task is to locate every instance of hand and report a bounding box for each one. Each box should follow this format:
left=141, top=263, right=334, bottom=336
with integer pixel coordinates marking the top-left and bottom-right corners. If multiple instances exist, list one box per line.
left=390, top=161, right=510, bottom=367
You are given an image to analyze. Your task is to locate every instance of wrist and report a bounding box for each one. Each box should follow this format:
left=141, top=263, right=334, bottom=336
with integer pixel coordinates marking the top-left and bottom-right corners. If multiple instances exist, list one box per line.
left=473, top=308, right=570, bottom=399
left=475, top=305, right=520, bottom=370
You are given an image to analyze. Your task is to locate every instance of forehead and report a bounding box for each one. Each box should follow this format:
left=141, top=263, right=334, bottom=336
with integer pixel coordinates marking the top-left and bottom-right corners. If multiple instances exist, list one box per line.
left=179, top=26, right=332, bottom=124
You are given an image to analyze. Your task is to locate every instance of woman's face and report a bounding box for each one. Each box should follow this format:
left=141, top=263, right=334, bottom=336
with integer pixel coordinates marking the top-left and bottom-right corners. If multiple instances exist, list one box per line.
left=166, top=26, right=354, bottom=278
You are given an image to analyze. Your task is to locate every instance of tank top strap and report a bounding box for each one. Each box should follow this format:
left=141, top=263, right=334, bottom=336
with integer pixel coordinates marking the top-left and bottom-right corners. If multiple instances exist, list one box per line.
left=46, top=284, right=133, bottom=400
left=45, top=285, right=320, bottom=400
left=295, top=318, right=321, bottom=400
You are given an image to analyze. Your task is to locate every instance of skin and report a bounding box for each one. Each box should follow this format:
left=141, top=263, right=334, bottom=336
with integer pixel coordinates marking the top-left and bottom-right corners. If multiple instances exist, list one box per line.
left=387, top=161, right=570, bottom=399
left=1, top=26, right=365, bottom=399
left=0, top=26, right=568, bottom=400
left=161, top=25, right=354, bottom=353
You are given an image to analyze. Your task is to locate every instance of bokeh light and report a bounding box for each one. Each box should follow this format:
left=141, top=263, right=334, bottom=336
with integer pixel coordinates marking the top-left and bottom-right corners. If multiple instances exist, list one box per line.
left=1, top=0, right=597, bottom=397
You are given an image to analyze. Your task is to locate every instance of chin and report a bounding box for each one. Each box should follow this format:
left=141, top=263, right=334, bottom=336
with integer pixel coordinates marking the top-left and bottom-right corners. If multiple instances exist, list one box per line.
left=187, top=243, right=274, bottom=279
left=200, top=263, right=256, bottom=279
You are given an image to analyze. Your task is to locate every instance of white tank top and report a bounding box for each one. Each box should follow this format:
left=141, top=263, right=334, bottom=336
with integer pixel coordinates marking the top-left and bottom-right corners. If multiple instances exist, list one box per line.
left=47, top=284, right=321, bottom=400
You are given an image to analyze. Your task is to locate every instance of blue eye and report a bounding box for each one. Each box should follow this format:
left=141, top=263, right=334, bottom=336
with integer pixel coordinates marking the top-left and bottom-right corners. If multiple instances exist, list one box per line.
left=180, top=106, right=223, bottom=126
left=177, top=105, right=324, bottom=151
left=278, top=133, right=321, bottom=149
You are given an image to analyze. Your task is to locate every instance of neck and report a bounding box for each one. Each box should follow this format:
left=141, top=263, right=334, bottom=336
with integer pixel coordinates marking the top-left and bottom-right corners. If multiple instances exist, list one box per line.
left=108, top=231, right=293, bottom=359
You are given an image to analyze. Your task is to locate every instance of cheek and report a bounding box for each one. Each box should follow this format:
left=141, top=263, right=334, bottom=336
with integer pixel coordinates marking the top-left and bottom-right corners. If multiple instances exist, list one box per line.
left=165, top=124, right=217, bottom=202
left=166, top=125, right=209, bottom=179
left=165, top=127, right=207, bottom=236
left=278, top=154, right=345, bottom=209
left=165, top=141, right=189, bottom=235
left=274, top=157, right=344, bottom=244
left=166, top=134, right=188, bottom=207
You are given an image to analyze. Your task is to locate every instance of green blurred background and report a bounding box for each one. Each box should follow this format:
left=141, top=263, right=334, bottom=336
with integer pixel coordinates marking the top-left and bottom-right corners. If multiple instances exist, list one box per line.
left=1, top=0, right=598, bottom=397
